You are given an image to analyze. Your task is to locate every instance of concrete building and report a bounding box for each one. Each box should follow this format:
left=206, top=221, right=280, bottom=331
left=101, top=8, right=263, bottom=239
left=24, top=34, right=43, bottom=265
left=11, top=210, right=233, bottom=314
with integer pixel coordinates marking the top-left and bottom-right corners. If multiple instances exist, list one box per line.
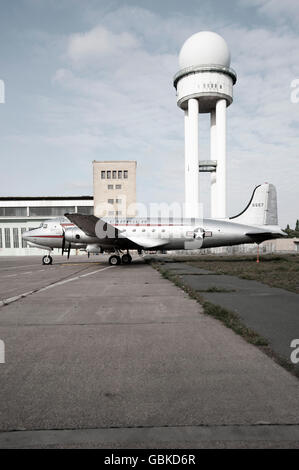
left=0, top=196, right=93, bottom=256
left=174, top=31, right=237, bottom=218
left=93, top=161, right=137, bottom=218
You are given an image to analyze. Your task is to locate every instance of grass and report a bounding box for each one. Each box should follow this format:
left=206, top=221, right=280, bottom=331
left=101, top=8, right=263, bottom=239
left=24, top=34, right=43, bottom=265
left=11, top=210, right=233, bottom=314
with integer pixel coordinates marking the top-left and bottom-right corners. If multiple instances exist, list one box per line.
left=195, top=286, right=236, bottom=293
left=187, top=254, right=299, bottom=293
left=149, top=254, right=299, bottom=293
left=150, top=260, right=299, bottom=379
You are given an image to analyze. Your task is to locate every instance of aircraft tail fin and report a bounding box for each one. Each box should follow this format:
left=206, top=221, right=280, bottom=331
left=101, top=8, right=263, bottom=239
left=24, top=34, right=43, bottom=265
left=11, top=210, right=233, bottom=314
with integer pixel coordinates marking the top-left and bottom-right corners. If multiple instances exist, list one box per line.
left=229, top=183, right=278, bottom=226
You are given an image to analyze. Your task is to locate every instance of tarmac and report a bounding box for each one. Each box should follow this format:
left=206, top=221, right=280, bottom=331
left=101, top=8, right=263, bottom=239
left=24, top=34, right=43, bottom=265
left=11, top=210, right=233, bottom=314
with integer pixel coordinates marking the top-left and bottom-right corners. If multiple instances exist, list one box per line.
left=161, top=261, right=299, bottom=372
left=0, top=255, right=298, bottom=448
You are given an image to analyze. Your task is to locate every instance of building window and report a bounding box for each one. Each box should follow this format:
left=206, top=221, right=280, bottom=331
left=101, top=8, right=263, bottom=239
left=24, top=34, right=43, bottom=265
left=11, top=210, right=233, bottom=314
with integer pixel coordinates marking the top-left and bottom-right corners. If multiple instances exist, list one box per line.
left=107, top=170, right=111, bottom=179
left=112, top=170, right=117, bottom=179
left=118, top=170, right=122, bottom=179
left=108, top=184, right=113, bottom=189
left=116, top=198, right=121, bottom=204
left=4, top=228, right=11, bottom=248
left=124, top=170, right=128, bottom=179
left=101, top=171, right=105, bottom=179
left=116, top=184, right=121, bottom=189
left=13, top=228, right=19, bottom=248
left=116, top=211, right=122, bottom=216
left=108, top=211, right=114, bottom=216
left=76, top=206, right=93, bottom=215
left=0, top=228, right=2, bottom=248
left=0, top=207, right=27, bottom=216
left=21, top=228, right=27, bottom=248
left=29, top=206, right=75, bottom=216
left=108, top=199, right=114, bottom=204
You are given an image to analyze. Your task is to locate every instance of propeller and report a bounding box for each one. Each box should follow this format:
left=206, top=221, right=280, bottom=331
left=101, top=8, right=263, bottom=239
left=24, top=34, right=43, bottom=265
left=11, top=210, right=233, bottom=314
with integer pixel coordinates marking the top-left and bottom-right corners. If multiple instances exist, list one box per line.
left=67, top=244, right=71, bottom=259
left=61, top=230, right=66, bottom=256
left=61, top=228, right=71, bottom=259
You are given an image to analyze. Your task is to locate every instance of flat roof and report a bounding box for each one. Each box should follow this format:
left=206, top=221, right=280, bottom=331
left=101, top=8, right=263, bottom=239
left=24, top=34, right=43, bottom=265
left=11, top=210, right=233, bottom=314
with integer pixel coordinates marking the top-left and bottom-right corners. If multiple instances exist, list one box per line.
left=92, top=160, right=137, bottom=164
left=0, top=196, right=93, bottom=201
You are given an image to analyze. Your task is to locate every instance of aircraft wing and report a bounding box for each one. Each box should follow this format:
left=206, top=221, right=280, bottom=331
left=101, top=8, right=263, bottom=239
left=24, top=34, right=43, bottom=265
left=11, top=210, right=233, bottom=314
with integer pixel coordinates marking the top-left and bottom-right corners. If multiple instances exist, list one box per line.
left=125, top=237, right=168, bottom=249
left=65, top=213, right=169, bottom=249
left=65, top=213, right=120, bottom=239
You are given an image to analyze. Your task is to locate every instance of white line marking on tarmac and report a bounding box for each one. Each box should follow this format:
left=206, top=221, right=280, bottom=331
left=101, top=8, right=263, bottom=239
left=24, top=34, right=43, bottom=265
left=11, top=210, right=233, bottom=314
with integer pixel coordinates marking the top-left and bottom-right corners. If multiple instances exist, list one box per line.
left=0, top=266, right=114, bottom=307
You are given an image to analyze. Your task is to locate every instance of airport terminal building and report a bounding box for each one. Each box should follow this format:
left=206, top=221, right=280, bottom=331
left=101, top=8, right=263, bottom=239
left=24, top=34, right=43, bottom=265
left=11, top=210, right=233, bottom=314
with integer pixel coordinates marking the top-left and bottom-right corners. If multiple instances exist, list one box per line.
left=0, top=160, right=137, bottom=256
left=0, top=196, right=93, bottom=256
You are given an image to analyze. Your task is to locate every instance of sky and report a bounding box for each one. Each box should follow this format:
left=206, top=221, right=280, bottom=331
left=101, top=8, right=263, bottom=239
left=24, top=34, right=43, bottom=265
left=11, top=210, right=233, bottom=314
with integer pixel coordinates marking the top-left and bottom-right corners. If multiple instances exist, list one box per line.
left=0, top=0, right=298, bottom=227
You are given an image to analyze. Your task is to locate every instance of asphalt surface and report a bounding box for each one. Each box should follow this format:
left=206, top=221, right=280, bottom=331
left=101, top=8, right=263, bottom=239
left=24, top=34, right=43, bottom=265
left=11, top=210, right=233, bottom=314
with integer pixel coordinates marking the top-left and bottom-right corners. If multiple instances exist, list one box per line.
left=0, top=255, right=298, bottom=449
left=162, top=262, right=299, bottom=372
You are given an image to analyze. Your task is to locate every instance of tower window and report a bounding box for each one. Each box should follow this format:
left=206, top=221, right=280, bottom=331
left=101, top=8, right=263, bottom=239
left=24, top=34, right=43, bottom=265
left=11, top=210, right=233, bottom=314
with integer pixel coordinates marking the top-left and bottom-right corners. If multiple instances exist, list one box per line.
left=108, top=199, right=114, bottom=204
left=116, top=184, right=122, bottom=189
left=108, top=184, right=113, bottom=189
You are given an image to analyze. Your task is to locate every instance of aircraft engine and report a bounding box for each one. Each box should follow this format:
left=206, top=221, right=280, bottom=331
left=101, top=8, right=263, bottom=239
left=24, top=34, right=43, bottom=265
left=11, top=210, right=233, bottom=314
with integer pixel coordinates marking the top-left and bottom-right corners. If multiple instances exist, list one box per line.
left=64, top=227, right=98, bottom=244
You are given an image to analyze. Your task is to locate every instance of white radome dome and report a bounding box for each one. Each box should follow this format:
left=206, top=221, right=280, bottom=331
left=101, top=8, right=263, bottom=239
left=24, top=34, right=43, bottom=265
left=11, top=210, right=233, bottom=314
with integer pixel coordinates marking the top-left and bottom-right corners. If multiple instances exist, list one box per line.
left=179, top=31, right=231, bottom=70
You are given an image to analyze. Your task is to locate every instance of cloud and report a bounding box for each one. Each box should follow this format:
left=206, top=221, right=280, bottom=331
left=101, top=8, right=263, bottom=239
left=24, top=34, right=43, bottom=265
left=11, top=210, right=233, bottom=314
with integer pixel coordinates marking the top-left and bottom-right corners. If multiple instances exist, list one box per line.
left=67, top=25, right=140, bottom=64
left=48, top=6, right=299, bottom=224
left=238, top=0, right=299, bottom=25
left=1, top=2, right=298, bottom=226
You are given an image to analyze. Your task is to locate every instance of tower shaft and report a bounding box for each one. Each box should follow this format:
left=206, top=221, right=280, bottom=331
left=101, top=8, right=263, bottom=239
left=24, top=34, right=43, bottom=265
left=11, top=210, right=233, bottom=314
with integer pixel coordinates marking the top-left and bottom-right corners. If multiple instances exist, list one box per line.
left=184, top=98, right=199, bottom=218
left=215, top=99, right=227, bottom=218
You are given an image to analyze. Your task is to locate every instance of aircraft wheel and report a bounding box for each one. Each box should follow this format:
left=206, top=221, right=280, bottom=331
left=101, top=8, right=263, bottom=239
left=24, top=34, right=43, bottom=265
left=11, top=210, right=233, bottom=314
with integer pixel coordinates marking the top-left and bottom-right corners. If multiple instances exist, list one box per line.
left=42, top=255, right=53, bottom=265
left=109, top=255, right=121, bottom=266
left=121, top=254, right=132, bottom=264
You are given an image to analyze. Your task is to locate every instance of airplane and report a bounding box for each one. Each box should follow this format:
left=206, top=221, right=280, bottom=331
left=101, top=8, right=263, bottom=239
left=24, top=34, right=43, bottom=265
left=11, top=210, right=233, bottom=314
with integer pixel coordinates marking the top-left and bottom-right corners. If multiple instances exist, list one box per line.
left=21, top=217, right=92, bottom=265
left=22, top=183, right=286, bottom=266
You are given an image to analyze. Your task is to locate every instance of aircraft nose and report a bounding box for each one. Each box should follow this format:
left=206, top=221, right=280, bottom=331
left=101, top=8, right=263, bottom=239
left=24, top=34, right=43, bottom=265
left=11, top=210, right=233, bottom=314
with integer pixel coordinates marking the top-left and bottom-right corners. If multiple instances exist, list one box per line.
left=22, top=230, right=31, bottom=241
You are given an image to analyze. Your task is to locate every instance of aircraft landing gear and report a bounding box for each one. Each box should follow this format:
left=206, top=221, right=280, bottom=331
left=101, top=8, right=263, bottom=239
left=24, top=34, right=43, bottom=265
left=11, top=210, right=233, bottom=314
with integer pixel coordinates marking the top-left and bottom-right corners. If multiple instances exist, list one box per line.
left=109, top=255, right=121, bottom=266
left=109, top=252, right=132, bottom=266
left=42, top=255, right=53, bottom=265
left=121, top=253, right=132, bottom=264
